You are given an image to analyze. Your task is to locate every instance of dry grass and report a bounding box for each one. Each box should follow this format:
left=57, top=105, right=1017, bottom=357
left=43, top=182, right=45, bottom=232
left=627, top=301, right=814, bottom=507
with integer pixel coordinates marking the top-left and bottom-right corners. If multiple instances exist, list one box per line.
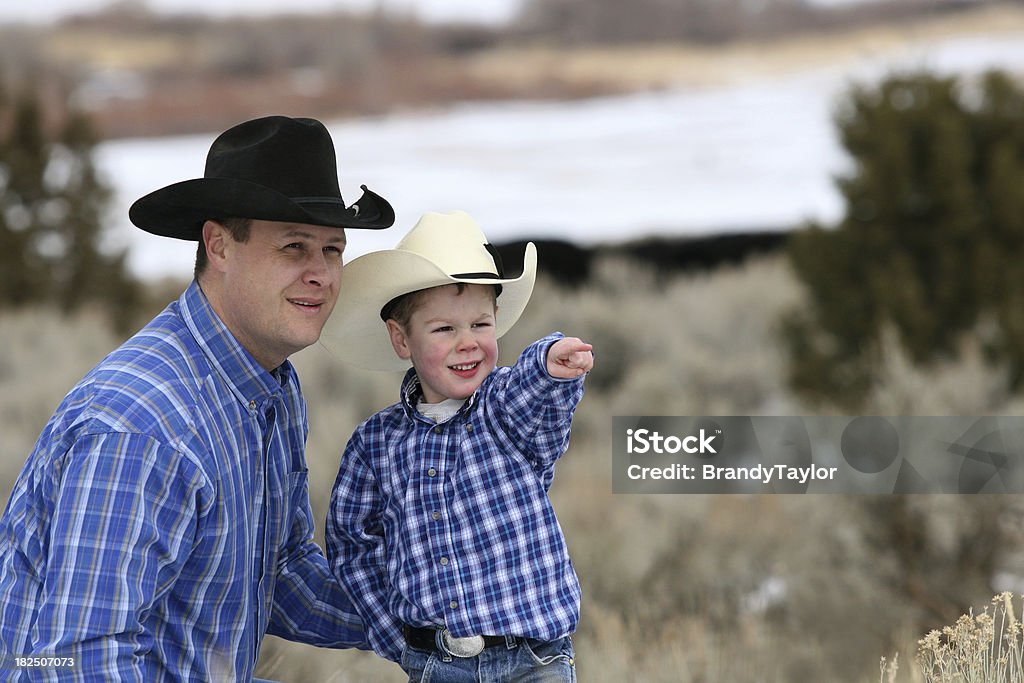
left=0, top=306, right=118, bottom=492
left=43, top=4, right=1024, bottom=93
left=465, top=3, right=1024, bottom=92
left=4, top=254, right=1022, bottom=681
left=915, top=593, right=1024, bottom=683
left=44, top=30, right=184, bottom=71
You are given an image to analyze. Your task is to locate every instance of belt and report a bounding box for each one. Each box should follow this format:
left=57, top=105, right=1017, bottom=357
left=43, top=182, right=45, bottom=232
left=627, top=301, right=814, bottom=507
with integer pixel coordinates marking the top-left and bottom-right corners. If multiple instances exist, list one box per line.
left=403, top=625, right=509, bottom=658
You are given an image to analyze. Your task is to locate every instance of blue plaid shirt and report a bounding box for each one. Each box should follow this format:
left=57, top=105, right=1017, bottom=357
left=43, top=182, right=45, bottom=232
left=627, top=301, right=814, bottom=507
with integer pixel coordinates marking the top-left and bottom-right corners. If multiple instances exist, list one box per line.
left=0, top=281, right=364, bottom=681
left=326, top=333, right=584, bottom=663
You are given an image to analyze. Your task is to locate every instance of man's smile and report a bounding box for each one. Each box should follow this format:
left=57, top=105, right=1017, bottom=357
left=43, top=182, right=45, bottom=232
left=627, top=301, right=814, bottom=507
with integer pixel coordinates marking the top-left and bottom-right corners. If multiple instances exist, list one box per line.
left=288, top=297, right=326, bottom=312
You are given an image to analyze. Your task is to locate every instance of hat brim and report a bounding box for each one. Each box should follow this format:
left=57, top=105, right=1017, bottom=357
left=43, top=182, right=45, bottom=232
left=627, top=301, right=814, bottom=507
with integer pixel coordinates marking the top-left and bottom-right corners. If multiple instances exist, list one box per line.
left=129, top=177, right=394, bottom=240
left=323, top=243, right=537, bottom=371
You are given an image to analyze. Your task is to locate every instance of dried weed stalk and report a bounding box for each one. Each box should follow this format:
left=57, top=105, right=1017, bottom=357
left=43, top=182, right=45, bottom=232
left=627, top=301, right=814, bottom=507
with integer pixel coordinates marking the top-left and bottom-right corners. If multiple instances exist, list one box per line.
left=916, top=593, right=1024, bottom=683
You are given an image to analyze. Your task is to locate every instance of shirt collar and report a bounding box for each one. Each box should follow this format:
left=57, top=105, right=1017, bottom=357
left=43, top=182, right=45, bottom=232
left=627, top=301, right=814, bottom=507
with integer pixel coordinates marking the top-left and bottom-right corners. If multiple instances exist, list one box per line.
left=399, top=368, right=478, bottom=420
left=180, top=280, right=293, bottom=409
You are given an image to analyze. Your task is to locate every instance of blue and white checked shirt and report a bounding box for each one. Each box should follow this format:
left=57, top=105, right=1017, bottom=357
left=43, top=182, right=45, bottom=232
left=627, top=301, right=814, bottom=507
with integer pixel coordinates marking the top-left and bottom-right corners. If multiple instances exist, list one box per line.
left=0, top=281, right=364, bottom=682
left=326, top=333, right=584, bottom=663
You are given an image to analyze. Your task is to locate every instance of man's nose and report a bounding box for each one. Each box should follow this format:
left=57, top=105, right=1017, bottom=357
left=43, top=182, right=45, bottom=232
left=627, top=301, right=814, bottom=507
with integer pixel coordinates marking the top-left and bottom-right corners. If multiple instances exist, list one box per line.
left=304, top=250, right=335, bottom=287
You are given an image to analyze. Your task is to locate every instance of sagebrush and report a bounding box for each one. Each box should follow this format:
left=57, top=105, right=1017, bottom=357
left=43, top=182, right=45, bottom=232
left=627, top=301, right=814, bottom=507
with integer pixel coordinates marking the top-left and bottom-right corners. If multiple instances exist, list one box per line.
left=4, top=255, right=1022, bottom=682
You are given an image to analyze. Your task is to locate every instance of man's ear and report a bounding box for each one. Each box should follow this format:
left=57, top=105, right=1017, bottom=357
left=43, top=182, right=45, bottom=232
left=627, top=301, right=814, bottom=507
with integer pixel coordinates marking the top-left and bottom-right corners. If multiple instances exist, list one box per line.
left=202, top=220, right=230, bottom=273
left=386, top=319, right=412, bottom=360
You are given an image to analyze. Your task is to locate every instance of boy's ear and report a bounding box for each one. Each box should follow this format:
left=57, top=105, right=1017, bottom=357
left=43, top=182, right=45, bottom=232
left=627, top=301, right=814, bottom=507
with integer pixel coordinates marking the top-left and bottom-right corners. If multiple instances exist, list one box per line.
left=386, top=319, right=412, bottom=360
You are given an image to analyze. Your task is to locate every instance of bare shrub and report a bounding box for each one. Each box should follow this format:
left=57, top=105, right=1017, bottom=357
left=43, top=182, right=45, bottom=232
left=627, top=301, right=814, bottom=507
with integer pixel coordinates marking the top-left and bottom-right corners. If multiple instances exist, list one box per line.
left=0, top=306, right=117, bottom=506
left=5, top=252, right=1023, bottom=682
left=917, top=592, right=1024, bottom=683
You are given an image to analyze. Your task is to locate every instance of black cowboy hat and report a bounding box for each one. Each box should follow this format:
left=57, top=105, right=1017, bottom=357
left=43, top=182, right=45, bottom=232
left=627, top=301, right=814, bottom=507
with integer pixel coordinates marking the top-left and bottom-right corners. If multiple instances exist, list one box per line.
left=129, top=115, right=395, bottom=240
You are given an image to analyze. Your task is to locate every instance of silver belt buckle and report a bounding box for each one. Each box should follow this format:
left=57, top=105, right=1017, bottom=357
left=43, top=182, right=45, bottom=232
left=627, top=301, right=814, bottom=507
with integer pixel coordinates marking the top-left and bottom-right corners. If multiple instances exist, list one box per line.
left=438, top=628, right=486, bottom=658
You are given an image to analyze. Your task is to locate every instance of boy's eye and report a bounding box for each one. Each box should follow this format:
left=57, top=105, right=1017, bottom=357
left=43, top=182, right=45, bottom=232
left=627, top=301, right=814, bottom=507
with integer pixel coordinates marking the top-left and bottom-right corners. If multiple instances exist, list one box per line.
left=432, top=325, right=453, bottom=333
left=472, top=321, right=492, bottom=329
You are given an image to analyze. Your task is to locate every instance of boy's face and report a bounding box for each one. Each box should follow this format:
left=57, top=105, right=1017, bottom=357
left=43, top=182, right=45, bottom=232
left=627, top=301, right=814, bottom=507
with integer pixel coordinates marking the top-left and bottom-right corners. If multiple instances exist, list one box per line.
left=386, top=284, right=499, bottom=404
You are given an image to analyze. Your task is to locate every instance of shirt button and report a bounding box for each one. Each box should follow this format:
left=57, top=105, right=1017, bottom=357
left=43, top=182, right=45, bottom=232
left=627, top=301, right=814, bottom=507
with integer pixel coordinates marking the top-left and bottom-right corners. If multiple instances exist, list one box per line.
left=433, top=425, right=442, bottom=434
left=440, top=557, right=449, bottom=566
left=466, top=424, right=473, bottom=432
left=449, top=600, right=458, bottom=609
left=248, top=400, right=257, bottom=411
left=431, top=511, right=441, bottom=521
left=427, top=468, right=437, bottom=477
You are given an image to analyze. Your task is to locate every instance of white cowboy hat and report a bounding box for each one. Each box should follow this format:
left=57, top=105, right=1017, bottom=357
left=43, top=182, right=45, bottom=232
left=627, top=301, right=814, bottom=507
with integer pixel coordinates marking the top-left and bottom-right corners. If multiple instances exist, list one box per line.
left=324, top=210, right=537, bottom=371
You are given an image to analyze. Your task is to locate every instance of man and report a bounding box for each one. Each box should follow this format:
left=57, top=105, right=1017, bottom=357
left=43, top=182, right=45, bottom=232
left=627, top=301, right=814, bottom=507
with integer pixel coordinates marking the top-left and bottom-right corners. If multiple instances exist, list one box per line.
left=0, top=115, right=394, bottom=681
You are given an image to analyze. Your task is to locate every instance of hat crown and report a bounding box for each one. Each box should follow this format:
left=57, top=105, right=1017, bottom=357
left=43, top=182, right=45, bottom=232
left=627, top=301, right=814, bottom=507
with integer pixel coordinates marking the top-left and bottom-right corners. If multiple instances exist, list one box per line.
left=128, top=115, right=395, bottom=239
left=322, top=210, right=537, bottom=371
left=396, top=211, right=500, bottom=277
left=205, top=116, right=341, bottom=199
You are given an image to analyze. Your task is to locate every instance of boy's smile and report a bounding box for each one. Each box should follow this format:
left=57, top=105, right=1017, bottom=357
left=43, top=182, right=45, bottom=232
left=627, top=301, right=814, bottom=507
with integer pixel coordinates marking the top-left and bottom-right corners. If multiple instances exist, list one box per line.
left=449, top=361, right=482, bottom=379
left=386, top=284, right=499, bottom=404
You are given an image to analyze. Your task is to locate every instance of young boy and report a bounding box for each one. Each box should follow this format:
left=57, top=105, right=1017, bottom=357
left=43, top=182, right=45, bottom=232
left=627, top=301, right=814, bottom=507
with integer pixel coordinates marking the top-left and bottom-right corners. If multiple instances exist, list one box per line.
left=325, top=210, right=593, bottom=682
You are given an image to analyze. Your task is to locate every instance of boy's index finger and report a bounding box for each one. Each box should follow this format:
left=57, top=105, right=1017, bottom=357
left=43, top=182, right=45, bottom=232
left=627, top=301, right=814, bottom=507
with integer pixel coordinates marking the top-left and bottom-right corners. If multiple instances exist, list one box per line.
left=560, top=337, right=591, bottom=352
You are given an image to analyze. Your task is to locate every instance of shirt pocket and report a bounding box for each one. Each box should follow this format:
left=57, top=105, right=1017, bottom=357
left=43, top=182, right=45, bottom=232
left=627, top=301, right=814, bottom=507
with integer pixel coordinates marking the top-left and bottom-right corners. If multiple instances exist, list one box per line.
left=285, top=468, right=310, bottom=521
left=270, top=468, right=310, bottom=555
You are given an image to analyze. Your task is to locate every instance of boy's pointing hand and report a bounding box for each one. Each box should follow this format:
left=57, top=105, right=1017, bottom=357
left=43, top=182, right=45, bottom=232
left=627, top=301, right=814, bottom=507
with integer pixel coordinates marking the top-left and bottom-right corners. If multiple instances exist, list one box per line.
left=547, top=337, right=594, bottom=379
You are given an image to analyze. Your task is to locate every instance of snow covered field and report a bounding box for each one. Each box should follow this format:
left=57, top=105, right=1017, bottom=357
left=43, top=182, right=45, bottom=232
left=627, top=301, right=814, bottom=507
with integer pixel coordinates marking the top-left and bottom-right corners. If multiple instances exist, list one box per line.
left=94, top=32, right=1024, bottom=281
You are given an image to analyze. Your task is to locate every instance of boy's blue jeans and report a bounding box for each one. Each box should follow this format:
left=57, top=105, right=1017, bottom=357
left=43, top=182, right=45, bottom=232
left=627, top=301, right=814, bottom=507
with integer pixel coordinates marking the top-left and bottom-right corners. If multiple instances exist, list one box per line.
left=400, top=635, right=576, bottom=682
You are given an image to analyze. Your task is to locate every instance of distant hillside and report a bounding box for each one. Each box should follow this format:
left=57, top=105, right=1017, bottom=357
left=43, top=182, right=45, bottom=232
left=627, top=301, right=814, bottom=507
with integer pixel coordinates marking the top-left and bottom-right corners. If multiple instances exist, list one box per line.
left=0, top=0, right=1022, bottom=139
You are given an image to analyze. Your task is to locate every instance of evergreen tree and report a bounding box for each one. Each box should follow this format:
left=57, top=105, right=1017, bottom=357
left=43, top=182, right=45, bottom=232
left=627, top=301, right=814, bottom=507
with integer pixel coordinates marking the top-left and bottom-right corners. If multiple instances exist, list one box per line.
left=50, top=110, right=142, bottom=330
left=0, top=85, right=141, bottom=331
left=0, top=91, right=53, bottom=306
left=785, top=76, right=1024, bottom=652
left=785, top=70, right=1024, bottom=407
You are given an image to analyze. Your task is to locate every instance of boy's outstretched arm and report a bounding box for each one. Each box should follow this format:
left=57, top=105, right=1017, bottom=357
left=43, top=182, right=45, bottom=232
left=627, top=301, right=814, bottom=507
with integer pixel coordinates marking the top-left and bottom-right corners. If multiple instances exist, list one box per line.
left=546, top=336, right=594, bottom=379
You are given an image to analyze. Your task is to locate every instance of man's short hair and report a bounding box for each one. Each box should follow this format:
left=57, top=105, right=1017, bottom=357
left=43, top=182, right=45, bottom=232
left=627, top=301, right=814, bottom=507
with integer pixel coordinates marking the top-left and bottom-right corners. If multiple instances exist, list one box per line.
left=194, top=217, right=253, bottom=279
